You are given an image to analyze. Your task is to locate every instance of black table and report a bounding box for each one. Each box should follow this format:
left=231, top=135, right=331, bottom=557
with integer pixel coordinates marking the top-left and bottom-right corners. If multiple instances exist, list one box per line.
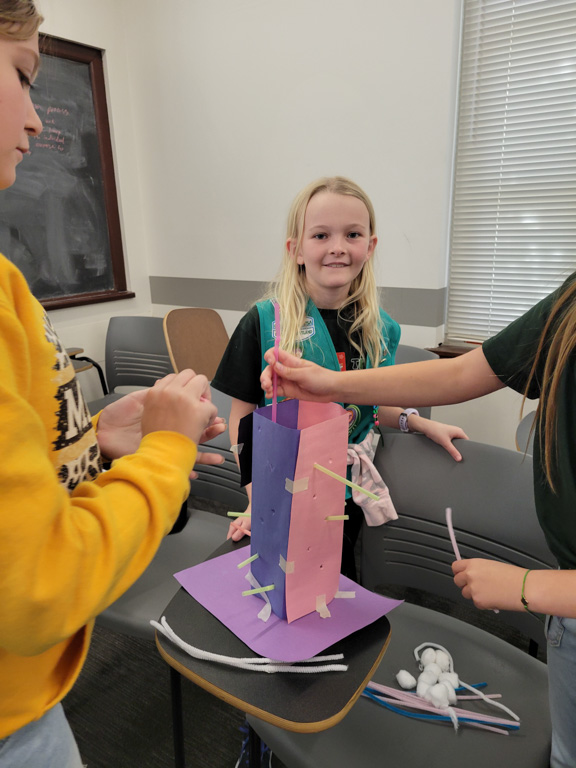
left=155, top=539, right=390, bottom=767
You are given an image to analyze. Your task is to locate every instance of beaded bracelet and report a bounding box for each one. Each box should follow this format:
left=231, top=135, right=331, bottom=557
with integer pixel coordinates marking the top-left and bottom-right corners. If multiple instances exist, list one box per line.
left=520, top=569, right=532, bottom=612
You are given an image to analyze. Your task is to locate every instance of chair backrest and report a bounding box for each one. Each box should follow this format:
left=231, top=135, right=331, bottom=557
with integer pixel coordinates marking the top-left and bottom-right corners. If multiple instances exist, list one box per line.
left=395, top=344, right=438, bottom=364
left=105, top=316, right=173, bottom=393
left=163, top=308, right=229, bottom=380
left=363, top=432, right=555, bottom=646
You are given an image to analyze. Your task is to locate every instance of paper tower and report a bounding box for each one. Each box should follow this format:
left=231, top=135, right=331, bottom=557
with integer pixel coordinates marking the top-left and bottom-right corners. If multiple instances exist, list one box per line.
left=239, top=398, right=349, bottom=623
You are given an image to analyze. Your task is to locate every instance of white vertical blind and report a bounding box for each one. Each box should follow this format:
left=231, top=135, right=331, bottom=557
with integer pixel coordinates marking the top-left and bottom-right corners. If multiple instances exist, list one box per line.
left=446, top=0, right=576, bottom=342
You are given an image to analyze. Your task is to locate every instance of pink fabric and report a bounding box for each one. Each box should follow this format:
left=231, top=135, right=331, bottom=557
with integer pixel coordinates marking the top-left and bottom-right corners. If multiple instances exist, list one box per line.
left=347, top=432, right=398, bottom=526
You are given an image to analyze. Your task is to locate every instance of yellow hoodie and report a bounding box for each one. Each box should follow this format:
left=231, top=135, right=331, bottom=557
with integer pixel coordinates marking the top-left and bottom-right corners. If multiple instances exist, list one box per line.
left=0, top=255, right=197, bottom=738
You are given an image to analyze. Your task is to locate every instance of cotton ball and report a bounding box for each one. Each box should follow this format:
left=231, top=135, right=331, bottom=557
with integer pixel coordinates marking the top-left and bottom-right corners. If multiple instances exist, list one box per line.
left=435, top=650, right=451, bottom=671
left=439, top=679, right=457, bottom=705
left=417, top=679, right=431, bottom=699
left=418, top=670, right=438, bottom=687
left=396, top=670, right=417, bottom=690
left=420, top=648, right=437, bottom=667
left=423, top=662, right=442, bottom=682
left=438, top=671, right=459, bottom=689
left=426, top=683, right=450, bottom=709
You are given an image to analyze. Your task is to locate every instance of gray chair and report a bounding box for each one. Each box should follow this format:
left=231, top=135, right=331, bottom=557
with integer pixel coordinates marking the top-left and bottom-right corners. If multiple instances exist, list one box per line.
left=88, top=315, right=173, bottom=414
left=95, top=506, right=229, bottom=767
left=395, top=343, right=438, bottom=365
left=93, top=314, right=232, bottom=765
left=248, top=433, right=554, bottom=768
left=96, top=508, right=229, bottom=640
left=189, top=387, right=248, bottom=510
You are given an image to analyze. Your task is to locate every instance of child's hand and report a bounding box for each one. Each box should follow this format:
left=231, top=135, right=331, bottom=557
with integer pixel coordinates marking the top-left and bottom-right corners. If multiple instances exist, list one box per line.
left=411, top=416, right=469, bottom=462
left=261, top=348, right=336, bottom=402
left=452, top=559, right=526, bottom=612
left=189, top=418, right=227, bottom=479
left=141, top=370, right=217, bottom=446
left=227, top=505, right=252, bottom=541
left=97, top=388, right=149, bottom=459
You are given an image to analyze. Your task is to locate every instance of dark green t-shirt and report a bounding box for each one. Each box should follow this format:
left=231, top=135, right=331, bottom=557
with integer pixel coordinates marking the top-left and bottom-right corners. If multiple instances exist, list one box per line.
left=483, top=274, right=576, bottom=569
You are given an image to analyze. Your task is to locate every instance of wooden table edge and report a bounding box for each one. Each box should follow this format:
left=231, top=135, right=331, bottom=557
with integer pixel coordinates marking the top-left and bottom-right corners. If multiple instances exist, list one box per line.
left=155, top=625, right=391, bottom=734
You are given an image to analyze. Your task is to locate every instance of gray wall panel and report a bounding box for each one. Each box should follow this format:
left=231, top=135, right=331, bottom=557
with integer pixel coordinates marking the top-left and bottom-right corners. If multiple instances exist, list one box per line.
left=150, top=276, right=446, bottom=328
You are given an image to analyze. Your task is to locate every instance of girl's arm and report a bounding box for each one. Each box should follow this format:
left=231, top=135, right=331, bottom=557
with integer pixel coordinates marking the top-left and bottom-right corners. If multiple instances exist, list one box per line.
left=262, top=346, right=505, bottom=406
left=453, top=560, right=576, bottom=617
left=377, top=407, right=469, bottom=462
left=228, top=397, right=257, bottom=542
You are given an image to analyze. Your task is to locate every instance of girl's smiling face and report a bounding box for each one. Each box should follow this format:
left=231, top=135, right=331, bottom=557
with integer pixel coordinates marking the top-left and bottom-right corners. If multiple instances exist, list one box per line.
left=0, top=32, right=42, bottom=189
left=289, top=191, right=377, bottom=309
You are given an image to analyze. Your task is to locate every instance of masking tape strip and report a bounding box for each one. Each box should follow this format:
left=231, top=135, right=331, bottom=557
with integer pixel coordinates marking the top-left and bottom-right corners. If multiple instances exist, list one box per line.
left=279, top=554, right=295, bottom=574
left=335, top=590, right=356, bottom=599
left=227, top=511, right=251, bottom=518
left=285, top=476, right=309, bottom=494
left=231, top=443, right=243, bottom=456
left=245, top=570, right=272, bottom=622
left=316, top=594, right=331, bottom=619
left=325, top=515, right=349, bottom=521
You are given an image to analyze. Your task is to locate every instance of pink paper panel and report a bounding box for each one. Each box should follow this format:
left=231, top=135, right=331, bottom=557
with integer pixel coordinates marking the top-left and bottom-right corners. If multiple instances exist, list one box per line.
left=285, top=407, right=349, bottom=623
left=174, top=547, right=403, bottom=662
left=296, top=399, right=347, bottom=430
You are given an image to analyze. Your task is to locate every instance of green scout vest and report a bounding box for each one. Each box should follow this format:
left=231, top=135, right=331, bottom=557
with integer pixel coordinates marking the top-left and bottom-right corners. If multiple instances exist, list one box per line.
left=256, top=298, right=400, bottom=446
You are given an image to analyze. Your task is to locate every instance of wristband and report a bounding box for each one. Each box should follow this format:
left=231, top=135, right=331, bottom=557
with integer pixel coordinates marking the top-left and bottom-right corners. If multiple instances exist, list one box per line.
left=399, top=408, right=419, bottom=433
left=521, top=569, right=532, bottom=611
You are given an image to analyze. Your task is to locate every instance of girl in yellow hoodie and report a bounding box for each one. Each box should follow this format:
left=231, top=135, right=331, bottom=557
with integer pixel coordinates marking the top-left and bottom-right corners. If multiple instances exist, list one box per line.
left=0, top=3, right=223, bottom=765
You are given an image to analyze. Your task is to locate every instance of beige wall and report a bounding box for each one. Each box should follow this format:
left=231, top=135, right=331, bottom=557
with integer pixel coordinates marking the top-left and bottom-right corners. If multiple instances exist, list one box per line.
left=38, top=0, right=527, bottom=449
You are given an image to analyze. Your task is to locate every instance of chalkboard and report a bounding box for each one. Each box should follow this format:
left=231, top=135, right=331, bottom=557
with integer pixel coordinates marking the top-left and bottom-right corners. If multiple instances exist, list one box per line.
left=0, top=36, right=134, bottom=309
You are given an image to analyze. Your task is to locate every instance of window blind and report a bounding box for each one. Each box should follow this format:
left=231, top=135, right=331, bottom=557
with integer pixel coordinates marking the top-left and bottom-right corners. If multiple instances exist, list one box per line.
left=446, top=0, right=576, bottom=343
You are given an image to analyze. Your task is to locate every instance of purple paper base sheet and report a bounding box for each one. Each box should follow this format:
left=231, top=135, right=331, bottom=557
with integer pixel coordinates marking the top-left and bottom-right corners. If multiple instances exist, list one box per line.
left=174, top=548, right=403, bottom=663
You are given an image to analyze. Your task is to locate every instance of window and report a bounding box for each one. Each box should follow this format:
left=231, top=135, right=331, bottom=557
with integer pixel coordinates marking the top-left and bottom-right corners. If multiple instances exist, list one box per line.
left=446, top=0, right=576, bottom=343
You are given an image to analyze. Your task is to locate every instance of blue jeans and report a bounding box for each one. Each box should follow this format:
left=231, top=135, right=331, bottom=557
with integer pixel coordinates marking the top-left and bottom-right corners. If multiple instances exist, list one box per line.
left=0, top=704, right=83, bottom=768
left=547, top=615, right=576, bottom=768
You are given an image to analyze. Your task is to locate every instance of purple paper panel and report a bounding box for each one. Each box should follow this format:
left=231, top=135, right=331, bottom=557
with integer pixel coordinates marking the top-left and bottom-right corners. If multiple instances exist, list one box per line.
left=174, top=547, right=403, bottom=663
left=250, top=404, right=301, bottom=620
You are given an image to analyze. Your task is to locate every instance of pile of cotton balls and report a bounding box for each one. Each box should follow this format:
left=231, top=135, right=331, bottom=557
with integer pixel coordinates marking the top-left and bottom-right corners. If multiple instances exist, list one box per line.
left=396, top=644, right=460, bottom=710
left=363, top=641, right=520, bottom=734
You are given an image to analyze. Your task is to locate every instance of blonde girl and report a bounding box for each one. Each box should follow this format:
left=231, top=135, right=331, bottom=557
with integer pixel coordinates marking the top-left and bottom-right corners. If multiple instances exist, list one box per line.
left=212, top=176, right=467, bottom=577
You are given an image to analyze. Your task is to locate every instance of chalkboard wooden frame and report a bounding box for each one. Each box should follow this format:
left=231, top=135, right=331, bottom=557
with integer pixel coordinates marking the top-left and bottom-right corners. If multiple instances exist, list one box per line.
left=40, top=35, right=134, bottom=309
left=0, top=35, right=134, bottom=310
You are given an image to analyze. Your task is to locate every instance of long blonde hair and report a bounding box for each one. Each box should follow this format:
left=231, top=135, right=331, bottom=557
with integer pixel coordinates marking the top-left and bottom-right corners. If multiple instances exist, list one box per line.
left=523, top=277, right=576, bottom=491
left=0, top=1, right=43, bottom=39
left=265, top=177, right=385, bottom=368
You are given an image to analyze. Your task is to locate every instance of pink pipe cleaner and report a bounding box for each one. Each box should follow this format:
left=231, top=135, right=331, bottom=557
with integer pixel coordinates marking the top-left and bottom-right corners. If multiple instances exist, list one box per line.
left=272, top=302, right=280, bottom=423
left=446, top=507, right=461, bottom=560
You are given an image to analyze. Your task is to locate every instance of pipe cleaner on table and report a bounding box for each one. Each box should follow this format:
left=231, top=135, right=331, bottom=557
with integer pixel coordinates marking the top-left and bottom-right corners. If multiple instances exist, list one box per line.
left=363, top=641, right=520, bottom=735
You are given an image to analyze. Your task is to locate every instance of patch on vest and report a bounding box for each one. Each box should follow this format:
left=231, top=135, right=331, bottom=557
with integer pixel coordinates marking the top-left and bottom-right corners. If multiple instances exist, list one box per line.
left=345, top=404, right=361, bottom=436
left=296, top=316, right=315, bottom=342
